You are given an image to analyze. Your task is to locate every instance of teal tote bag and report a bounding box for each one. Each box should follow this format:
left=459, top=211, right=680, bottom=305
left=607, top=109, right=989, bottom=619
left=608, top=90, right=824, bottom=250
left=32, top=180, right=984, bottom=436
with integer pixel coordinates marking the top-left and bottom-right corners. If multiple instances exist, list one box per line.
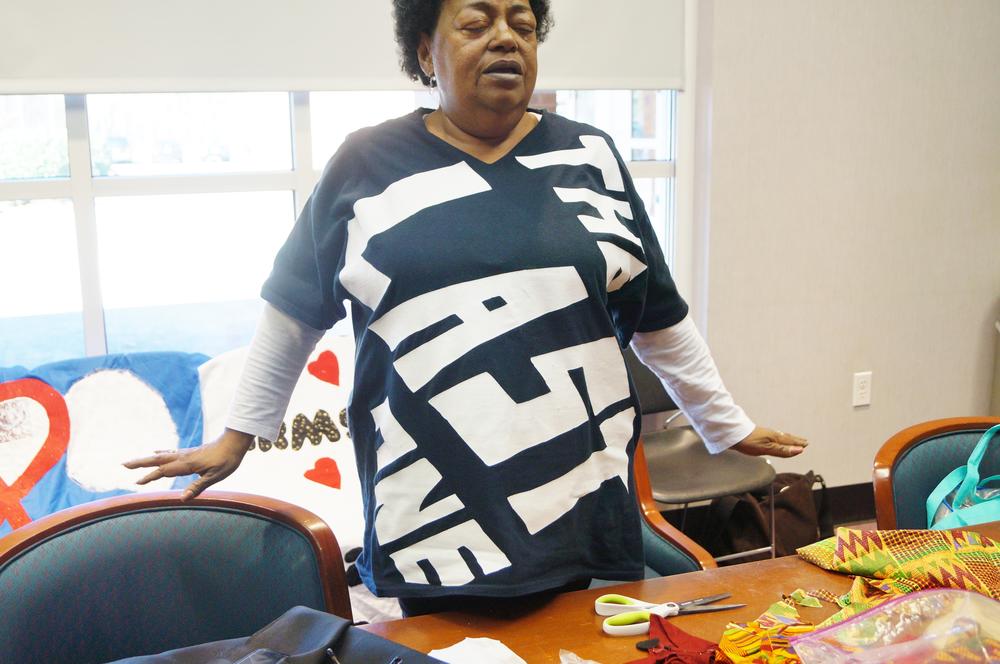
left=927, top=424, right=1000, bottom=530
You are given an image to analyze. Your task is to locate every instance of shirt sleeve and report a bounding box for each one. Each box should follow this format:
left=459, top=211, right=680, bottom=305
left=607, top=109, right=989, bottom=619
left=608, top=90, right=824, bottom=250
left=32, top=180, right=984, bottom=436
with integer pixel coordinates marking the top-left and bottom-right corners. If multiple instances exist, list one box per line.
left=260, top=151, right=353, bottom=330
left=627, top=176, right=688, bottom=331
left=630, top=314, right=756, bottom=453
left=226, top=303, right=325, bottom=442
left=601, top=134, right=688, bottom=338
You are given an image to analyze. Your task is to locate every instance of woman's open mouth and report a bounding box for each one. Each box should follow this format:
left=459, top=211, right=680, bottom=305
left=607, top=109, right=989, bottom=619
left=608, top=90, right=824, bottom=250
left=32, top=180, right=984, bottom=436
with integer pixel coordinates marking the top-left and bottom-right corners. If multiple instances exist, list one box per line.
left=482, top=60, right=524, bottom=83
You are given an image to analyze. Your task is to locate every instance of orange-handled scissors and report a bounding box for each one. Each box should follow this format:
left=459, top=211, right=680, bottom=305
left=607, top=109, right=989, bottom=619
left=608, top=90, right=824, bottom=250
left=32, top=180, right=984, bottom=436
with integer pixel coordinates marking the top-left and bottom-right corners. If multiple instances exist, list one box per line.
left=595, top=592, right=745, bottom=636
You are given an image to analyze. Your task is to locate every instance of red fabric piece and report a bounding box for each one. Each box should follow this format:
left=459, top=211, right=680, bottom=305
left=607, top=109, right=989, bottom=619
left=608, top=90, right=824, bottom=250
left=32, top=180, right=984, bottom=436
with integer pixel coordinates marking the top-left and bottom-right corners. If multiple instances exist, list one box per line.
left=626, top=615, right=717, bottom=664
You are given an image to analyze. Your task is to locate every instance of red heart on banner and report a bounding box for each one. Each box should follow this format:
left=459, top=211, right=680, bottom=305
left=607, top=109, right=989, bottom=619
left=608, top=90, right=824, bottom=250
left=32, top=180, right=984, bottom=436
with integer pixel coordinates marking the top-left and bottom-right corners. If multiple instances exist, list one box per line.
left=0, top=378, right=70, bottom=529
left=304, top=457, right=341, bottom=489
left=307, top=351, right=340, bottom=386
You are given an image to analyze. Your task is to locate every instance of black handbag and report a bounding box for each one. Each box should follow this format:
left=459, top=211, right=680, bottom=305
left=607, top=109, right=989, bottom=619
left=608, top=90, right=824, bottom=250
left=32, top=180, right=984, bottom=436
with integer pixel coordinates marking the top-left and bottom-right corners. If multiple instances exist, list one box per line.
left=111, top=605, right=443, bottom=664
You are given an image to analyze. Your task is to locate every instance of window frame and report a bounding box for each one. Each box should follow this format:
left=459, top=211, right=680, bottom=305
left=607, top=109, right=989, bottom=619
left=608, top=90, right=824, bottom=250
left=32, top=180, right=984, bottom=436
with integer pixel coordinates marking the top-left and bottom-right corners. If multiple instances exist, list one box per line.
left=0, top=90, right=677, bottom=358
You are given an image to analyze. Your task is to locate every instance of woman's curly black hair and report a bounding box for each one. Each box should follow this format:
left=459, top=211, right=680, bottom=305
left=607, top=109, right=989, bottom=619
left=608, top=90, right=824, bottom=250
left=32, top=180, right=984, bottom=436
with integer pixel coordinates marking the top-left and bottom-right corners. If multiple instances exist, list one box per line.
left=392, top=0, right=553, bottom=87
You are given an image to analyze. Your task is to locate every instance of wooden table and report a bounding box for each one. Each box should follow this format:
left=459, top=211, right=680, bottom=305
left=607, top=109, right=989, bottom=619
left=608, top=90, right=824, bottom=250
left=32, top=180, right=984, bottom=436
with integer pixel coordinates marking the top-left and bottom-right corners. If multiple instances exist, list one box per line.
left=362, top=522, right=1000, bottom=663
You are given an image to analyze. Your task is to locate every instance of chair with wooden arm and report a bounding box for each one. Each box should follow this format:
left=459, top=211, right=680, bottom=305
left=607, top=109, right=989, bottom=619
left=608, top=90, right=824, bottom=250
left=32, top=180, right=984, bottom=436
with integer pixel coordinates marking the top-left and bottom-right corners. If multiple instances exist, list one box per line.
left=635, top=438, right=717, bottom=574
left=0, top=490, right=351, bottom=663
left=873, top=416, right=1000, bottom=529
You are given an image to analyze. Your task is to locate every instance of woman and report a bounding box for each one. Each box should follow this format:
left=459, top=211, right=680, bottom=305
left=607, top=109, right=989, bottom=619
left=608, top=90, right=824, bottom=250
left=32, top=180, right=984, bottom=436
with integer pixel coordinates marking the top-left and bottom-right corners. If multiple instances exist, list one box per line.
left=126, top=0, right=806, bottom=616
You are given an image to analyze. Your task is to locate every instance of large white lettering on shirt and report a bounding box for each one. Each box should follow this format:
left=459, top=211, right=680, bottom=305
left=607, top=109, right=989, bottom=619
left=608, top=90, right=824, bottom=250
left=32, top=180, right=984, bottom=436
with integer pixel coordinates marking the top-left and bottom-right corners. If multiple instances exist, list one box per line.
left=371, top=392, right=512, bottom=585
left=429, top=335, right=628, bottom=466
left=369, top=268, right=634, bottom=585
left=339, top=162, right=491, bottom=311
left=369, top=266, right=588, bottom=392
left=520, top=136, right=647, bottom=292
left=360, top=139, right=645, bottom=587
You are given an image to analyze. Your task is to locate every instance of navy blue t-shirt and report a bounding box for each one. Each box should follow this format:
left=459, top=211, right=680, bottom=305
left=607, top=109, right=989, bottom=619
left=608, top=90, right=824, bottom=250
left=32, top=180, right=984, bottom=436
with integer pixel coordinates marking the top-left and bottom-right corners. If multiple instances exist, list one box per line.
left=262, top=109, right=688, bottom=598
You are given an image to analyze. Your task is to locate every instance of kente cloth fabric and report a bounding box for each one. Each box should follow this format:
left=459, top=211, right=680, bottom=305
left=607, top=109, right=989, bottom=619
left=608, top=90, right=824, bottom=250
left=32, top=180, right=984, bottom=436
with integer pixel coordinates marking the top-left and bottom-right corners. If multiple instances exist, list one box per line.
left=918, top=637, right=1000, bottom=663
left=716, top=600, right=812, bottom=664
left=626, top=614, right=718, bottom=664
left=783, top=589, right=822, bottom=608
left=796, top=527, right=1000, bottom=625
left=262, top=109, right=688, bottom=598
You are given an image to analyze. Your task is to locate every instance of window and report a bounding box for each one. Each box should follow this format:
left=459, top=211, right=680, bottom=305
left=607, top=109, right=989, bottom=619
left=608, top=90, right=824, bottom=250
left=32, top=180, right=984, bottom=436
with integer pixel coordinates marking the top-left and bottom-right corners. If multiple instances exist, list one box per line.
left=0, top=90, right=676, bottom=365
left=88, top=93, right=293, bottom=177
left=95, top=191, right=294, bottom=355
left=0, top=95, right=69, bottom=180
left=0, top=199, right=83, bottom=366
left=310, top=91, right=436, bottom=169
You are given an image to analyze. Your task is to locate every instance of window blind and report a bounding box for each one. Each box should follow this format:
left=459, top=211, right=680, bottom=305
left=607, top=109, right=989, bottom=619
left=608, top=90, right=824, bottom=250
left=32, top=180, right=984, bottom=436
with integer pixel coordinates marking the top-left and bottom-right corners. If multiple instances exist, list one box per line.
left=0, top=0, right=683, bottom=93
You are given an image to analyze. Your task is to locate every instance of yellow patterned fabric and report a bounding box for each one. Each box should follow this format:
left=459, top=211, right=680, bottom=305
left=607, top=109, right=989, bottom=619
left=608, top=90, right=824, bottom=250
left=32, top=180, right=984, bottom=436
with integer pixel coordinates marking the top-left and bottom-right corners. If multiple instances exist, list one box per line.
left=784, top=589, right=822, bottom=608
left=716, top=600, right=812, bottom=664
left=796, top=527, right=1000, bottom=625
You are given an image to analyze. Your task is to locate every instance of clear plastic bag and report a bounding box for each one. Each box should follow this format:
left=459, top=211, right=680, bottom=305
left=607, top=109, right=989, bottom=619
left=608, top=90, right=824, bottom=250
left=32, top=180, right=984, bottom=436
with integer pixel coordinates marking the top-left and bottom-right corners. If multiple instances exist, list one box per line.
left=790, top=589, right=1000, bottom=663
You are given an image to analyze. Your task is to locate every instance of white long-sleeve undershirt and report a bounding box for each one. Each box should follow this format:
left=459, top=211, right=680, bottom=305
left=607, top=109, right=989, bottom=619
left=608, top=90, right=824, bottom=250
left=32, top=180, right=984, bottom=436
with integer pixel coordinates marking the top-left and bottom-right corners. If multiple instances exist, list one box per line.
left=226, top=305, right=754, bottom=452
left=226, top=303, right=324, bottom=442
left=630, top=315, right=755, bottom=453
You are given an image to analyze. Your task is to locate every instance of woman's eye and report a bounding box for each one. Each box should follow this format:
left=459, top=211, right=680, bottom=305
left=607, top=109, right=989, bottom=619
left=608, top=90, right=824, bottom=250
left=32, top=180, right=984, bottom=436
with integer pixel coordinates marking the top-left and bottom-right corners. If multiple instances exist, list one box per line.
left=462, top=22, right=489, bottom=33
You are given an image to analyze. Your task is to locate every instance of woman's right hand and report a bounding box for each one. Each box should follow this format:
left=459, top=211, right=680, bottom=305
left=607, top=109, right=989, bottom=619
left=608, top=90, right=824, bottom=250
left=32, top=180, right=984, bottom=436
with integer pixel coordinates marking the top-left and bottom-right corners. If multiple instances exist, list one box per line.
left=122, top=428, right=255, bottom=500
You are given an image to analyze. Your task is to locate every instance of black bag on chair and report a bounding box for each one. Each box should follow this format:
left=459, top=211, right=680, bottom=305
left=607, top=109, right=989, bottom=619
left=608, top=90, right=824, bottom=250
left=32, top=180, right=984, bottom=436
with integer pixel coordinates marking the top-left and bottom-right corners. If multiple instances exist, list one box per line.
left=111, top=606, right=443, bottom=664
left=705, top=471, right=833, bottom=558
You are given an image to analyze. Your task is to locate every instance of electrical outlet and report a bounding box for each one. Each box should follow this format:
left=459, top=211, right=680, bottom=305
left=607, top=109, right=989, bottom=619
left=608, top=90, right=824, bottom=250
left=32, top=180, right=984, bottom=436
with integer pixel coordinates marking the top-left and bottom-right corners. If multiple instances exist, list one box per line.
left=853, top=371, right=872, bottom=407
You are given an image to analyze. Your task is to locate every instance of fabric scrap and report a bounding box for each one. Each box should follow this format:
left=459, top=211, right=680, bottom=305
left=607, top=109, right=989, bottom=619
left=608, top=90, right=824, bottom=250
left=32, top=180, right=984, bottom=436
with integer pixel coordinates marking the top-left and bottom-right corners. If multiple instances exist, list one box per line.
left=715, top=600, right=812, bottom=664
left=785, top=590, right=822, bottom=609
left=428, top=637, right=526, bottom=664
left=626, top=614, right=717, bottom=664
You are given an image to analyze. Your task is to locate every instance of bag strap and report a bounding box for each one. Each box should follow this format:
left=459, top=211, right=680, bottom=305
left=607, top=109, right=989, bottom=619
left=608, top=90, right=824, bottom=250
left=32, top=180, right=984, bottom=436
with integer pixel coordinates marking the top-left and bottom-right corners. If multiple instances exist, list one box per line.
left=926, top=465, right=968, bottom=528
left=925, top=424, right=1000, bottom=527
left=953, top=424, right=1000, bottom=507
left=964, top=474, right=1000, bottom=507
left=978, top=474, right=1000, bottom=488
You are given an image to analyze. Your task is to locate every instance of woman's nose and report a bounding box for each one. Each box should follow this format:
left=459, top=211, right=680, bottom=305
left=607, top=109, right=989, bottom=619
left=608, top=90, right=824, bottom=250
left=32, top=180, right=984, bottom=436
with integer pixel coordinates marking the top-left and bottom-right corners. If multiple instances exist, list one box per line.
left=489, top=21, right=518, bottom=50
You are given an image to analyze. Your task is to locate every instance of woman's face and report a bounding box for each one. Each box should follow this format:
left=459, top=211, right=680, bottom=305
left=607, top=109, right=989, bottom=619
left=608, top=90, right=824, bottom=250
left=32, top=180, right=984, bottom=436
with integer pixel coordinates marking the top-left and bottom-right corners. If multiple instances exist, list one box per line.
left=420, top=0, right=539, bottom=122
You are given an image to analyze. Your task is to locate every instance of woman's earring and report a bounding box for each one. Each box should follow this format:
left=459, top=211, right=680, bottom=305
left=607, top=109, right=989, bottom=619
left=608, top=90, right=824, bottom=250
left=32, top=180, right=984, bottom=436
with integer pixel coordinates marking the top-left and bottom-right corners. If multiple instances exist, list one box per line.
left=429, top=73, right=437, bottom=88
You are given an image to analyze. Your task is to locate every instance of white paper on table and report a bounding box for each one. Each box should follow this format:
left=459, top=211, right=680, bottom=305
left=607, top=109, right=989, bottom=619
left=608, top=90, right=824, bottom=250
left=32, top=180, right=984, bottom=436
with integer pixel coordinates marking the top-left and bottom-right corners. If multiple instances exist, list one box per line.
left=428, top=637, right=527, bottom=664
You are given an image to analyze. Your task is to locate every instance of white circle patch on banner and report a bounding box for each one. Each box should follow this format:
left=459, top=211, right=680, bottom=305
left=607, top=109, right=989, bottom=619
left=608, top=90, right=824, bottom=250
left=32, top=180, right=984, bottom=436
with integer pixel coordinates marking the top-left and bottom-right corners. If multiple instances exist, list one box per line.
left=65, top=370, right=179, bottom=492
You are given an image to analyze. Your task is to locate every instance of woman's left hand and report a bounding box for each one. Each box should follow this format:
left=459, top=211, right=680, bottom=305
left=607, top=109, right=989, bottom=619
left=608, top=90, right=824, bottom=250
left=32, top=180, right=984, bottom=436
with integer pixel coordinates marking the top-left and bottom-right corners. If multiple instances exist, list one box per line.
left=732, top=426, right=807, bottom=458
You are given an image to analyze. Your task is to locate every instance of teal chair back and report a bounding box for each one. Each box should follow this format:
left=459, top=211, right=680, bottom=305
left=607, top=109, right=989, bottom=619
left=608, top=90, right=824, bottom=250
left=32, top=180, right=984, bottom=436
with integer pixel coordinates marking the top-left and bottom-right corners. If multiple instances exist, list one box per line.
left=640, top=519, right=703, bottom=576
left=873, top=417, right=1000, bottom=529
left=0, top=491, right=351, bottom=663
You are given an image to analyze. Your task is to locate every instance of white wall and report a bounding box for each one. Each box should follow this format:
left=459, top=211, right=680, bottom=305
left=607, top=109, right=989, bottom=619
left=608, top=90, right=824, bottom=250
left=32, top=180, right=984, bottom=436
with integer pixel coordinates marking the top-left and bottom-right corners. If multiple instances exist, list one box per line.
left=701, top=1, right=1000, bottom=486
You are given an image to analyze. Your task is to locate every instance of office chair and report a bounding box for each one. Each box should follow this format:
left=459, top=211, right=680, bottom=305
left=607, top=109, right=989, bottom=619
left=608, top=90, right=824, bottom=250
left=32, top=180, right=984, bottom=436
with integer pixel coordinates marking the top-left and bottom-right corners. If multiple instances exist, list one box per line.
left=873, top=416, right=1000, bottom=529
left=634, top=440, right=717, bottom=574
left=624, top=348, right=777, bottom=562
left=0, top=490, right=352, bottom=663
